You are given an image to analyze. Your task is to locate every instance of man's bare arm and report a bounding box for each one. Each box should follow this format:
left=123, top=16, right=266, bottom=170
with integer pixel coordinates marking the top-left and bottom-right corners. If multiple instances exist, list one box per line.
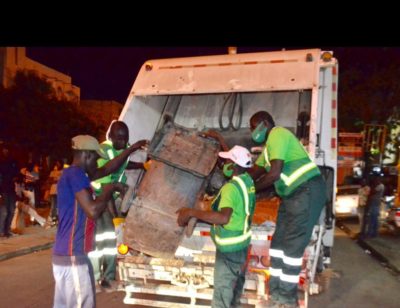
left=75, top=183, right=126, bottom=220
left=91, top=139, right=149, bottom=181
left=254, top=160, right=283, bottom=191
left=176, top=207, right=232, bottom=227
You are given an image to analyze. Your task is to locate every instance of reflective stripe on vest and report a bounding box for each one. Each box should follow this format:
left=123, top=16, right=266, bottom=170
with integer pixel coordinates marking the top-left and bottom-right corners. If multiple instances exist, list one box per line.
left=102, top=140, right=129, bottom=184
left=107, top=149, right=115, bottom=159
left=264, top=144, right=317, bottom=187
left=233, top=176, right=250, bottom=234
left=91, top=182, right=101, bottom=190
left=263, top=146, right=271, bottom=167
left=213, top=176, right=252, bottom=247
left=214, top=230, right=252, bottom=245
left=263, top=143, right=318, bottom=194
left=280, top=162, right=317, bottom=186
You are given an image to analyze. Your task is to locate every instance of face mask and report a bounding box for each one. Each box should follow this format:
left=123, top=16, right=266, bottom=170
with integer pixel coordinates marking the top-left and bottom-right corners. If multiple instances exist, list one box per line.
left=251, top=122, right=268, bottom=143
left=223, top=163, right=235, bottom=178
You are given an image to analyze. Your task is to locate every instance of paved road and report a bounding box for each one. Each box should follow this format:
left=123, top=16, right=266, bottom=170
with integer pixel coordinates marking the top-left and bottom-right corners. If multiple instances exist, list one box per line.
left=0, top=227, right=399, bottom=308
left=311, top=228, right=399, bottom=308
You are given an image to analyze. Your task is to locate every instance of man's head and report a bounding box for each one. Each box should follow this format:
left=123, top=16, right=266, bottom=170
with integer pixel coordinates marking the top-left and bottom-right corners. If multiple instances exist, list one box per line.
left=71, top=135, right=106, bottom=173
left=249, top=111, right=275, bottom=144
left=108, top=121, right=129, bottom=150
left=218, top=145, right=253, bottom=178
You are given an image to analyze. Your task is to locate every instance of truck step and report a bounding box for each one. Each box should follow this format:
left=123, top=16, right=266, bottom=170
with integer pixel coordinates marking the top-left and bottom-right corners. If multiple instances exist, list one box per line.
left=123, top=282, right=265, bottom=307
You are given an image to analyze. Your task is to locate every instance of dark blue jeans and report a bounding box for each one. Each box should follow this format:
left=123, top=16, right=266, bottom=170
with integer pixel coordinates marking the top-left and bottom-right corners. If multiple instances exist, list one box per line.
left=0, top=193, right=16, bottom=235
left=367, top=206, right=380, bottom=237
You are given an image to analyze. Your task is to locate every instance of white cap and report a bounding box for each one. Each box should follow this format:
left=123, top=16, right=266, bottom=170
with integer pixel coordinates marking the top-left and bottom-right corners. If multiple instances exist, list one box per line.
left=218, top=145, right=253, bottom=168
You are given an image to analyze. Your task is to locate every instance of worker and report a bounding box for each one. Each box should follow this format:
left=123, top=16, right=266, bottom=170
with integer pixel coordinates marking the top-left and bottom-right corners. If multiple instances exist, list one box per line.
left=89, top=120, right=149, bottom=290
left=249, top=111, right=326, bottom=308
left=177, top=145, right=255, bottom=308
left=52, top=134, right=138, bottom=308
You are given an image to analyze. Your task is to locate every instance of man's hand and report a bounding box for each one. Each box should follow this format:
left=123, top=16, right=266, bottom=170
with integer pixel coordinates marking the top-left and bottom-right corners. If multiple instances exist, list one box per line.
left=176, top=207, right=193, bottom=227
left=200, top=129, right=223, bottom=141
left=195, top=199, right=209, bottom=211
left=199, top=130, right=228, bottom=151
left=131, top=139, right=150, bottom=151
left=103, top=183, right=128, bottom=199
left=113, top=183, right=129, bottom=199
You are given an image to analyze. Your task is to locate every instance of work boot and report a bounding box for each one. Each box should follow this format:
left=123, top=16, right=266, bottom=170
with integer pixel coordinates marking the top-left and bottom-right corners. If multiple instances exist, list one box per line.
left=100, top=279, right=118, bottom=293
left=100, top=279, right=111, bottom=289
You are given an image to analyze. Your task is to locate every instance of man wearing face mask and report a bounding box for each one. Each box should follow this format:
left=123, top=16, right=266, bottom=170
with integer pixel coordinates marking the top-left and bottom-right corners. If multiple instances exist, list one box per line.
left=249, top=111, right=326, bottom=308
left=89, top=121, right=149, bottom=290
left=176, top=145, right=255, bottom=308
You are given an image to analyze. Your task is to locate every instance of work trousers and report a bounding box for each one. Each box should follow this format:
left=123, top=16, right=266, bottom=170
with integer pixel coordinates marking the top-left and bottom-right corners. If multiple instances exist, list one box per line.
left=269, top=175, right=326, bottom=305
left=88, top=211, right=117, bottom=282
left=212, top=246, right=249, bottom=308
left=52, top=255, right=96, bottom=308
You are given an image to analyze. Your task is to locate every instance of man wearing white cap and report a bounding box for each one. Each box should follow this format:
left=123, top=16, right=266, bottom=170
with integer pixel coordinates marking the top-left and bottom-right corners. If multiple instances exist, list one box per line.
left=52, top=135, right=145, bottom=308
left=177, top=145, right=255, bottom=308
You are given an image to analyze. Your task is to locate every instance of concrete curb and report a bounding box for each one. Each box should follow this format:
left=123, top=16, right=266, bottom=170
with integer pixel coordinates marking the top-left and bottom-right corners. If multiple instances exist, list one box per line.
left=336, top=220, right=400, bottom=275
left=357, top=238, right=400, bottom=275
left=0, top=242, right=54, bottom=262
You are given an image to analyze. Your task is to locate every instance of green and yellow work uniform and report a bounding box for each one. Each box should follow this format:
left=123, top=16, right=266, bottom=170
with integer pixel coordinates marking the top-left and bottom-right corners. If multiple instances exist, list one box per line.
left=88, top=140, right=129, bottom=283
left=210, top=173, right=256, bottom=308
left=256, top=127, right=326, bottom=305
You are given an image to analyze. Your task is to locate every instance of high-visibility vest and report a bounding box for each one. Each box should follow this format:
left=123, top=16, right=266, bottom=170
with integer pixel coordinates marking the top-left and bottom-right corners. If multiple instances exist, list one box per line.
left=261, top=134, right=320, bottom=197
left=91, top=140, right=129, bottom=194
left=211, top=173, right=256, bottom=253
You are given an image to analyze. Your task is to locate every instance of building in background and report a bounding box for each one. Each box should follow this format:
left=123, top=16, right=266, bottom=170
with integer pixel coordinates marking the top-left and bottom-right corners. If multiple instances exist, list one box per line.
left=0, top=47, right=80, bottom=104
left=79, top=100, right=123, bottom=140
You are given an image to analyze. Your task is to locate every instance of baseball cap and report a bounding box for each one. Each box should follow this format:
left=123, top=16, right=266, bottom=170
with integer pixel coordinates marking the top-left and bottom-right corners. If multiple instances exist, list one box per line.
left=218, top=145, right=253, bottom=168
left=71, top=135, right=107, bottom=158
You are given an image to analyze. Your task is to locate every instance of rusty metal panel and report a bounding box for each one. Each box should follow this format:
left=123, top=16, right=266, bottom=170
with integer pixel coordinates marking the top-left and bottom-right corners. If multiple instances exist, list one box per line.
left=124, top=125, right=220, bottom=258
left=149, top=123, right=220, bottom=177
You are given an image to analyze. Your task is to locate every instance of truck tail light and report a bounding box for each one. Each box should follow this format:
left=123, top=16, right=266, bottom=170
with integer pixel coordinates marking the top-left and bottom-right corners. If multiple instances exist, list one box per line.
left=118, top=244, right=129, bottom=255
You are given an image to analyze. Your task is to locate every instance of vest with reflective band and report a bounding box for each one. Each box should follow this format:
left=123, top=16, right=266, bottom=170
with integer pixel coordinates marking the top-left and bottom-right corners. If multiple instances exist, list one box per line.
left=91, top=140, right=129, bottom=194
left=262, top=138, right=320, bottom=197
left=210, top=173, right=256, bottom=253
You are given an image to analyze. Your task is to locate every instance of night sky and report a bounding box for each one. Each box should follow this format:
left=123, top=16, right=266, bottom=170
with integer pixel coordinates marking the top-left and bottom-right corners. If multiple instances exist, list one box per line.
left=27, top=47, right=400, bottom=104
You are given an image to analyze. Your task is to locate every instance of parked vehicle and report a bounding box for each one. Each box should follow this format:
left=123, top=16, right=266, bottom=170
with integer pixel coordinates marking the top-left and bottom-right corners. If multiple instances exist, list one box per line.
left=382, top=195, right=400, bottom=234
left=335, top=185, right=360, bottom=218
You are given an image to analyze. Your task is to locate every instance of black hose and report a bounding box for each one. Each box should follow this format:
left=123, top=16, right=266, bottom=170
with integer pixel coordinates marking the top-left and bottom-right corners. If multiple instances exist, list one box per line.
left=230, top=93, right=243, bottom=131
left=218, top=93, right=243, bottom=131
left=218, top=93, right=233, bottom=131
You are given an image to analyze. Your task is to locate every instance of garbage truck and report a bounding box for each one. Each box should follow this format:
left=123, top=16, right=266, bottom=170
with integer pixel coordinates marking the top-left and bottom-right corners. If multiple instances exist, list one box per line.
left=115, top=48, right=338, bottom=307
